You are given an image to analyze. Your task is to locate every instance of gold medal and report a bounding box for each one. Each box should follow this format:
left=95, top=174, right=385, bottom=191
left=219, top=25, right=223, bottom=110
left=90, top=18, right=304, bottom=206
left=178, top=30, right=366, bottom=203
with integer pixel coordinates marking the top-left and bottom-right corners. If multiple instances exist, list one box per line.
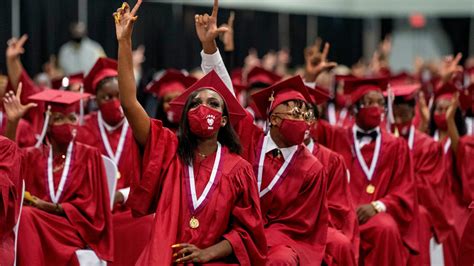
left=366, top=184, right=375, bottom=194
left=189, top=216, right=200, bottom=229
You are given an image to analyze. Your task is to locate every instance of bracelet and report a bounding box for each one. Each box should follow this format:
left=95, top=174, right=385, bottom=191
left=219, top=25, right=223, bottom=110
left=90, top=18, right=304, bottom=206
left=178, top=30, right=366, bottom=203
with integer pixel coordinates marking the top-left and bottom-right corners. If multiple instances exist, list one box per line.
left=371, top=201, right=384, bottom=213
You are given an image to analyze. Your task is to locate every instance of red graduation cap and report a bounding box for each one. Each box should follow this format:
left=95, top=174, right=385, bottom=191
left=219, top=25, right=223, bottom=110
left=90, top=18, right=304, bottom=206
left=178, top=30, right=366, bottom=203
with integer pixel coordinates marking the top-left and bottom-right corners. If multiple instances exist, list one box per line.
left=169, top=70, right=247, bottom=125
left=335, top=74, right=356, bottom=82
left=343, top=76, right=389, bottom=104
left=247, top=66, right=282, bottom=87
left=251, top=75, right=312, bottom=120
left=307, top=85, right=331, bottom=105
left=68, top=73, right=84, bottom=86
left=51, top=73, right=85, bottom=90
left=29, top=89, right=91, bottom=114
left=390, top=72, right=415, bottom=86
left=83, top=58, right=118, bottom=94
left=434, top=82, right=459, bottom=101
left=231, top=68, right=244, bottom=86
left=146, top=69, right=197, bottom=98
left=387, top=83, right=421, bottom=101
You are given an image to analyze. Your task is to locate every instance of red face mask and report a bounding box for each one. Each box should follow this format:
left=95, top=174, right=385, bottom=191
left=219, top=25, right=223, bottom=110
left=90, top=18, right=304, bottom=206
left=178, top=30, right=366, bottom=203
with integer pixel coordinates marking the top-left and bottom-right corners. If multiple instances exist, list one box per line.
left=391, top=121, right=412, bottom=137
left=434, top=113, right=448, bottom=131
left=278, top=119, right=309, bottom=146
left=335, top=94, right=348, bottom=108
left=48, top=124, right=76, bottom=146
left=99, top=99, right=124, bottom=126
left=187, top=105, right=223, bottom=138
left=356, top=106, right=383, bottom=130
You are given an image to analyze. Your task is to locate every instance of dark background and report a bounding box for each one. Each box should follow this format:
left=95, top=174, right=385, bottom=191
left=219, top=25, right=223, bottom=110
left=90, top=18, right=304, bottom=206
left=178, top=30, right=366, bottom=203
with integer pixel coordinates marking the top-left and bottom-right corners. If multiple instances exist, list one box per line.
left=0, top=0, right=470, bottom=77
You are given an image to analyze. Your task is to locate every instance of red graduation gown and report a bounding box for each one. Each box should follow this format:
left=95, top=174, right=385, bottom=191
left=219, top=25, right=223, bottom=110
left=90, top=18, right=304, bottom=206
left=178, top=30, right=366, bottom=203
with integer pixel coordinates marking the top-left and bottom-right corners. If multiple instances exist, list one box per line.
left=0, top=136, right=23, bottom=265
left=323, top=126, right=418, bottom=265
left=76, top=112, right=152, bottom=266
left=127, top=119, right=267, bottom=266
left=458, top=202, right=474, bottom=266
left=310, top=142, right=358, bottom=266
left=0, top=111, right=37, bottom=147
left=439, top=136, right=472, bottom=266
left=236, top=114, right=328, bottom=265
left=405, top=130, right=453, bottom=265
left=16, top=142, right=113, bottom=265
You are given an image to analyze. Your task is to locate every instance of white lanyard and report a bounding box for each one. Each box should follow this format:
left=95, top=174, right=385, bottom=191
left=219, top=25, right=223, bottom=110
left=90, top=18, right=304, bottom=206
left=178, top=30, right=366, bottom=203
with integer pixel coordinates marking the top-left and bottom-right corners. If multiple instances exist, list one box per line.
left=306, top=138, right=315, bottom=153
left=434, top=130, right=451, bottom=154
left=407, top=125, right=415, bottom=150
left=97, top=111, right=128, bottom=165
left=328, top=103, right=337, bottom=125
left=47, top=142, right=74, bottom=204
left=257, top=135, right=298, bottom=198
left=338, top=108, right=348, bottom=127
left=188, top=142, right=222, bottom=211
left=352, top=126, right=381, bottom=181
left=0, top=111, right=3, bottom=129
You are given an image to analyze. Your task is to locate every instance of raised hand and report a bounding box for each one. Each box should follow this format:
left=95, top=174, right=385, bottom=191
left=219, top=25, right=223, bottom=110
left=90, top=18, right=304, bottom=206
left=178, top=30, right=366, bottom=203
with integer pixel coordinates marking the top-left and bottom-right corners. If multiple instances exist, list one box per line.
left=195, top=0, right=229, bottom=52
left=440, top=53, right=463, bottom=84
left=114, top=0, right=142, bottom=42
left=304, top=39, right=338, bottom=82
left=219, top=11, right=235, bottom=51
left=3, top=83, right=37, bottom=123
left=446, top=92, right=459, bottom=122
left=6, top=34, right=28, bottom=60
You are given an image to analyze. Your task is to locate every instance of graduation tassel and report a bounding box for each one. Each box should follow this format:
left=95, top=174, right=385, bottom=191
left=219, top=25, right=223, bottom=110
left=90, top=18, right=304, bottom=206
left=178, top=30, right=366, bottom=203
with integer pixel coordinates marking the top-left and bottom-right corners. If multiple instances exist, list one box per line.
left=79, top=85, right=85, bottom=126
left=35, top=105, right=52, bottom=148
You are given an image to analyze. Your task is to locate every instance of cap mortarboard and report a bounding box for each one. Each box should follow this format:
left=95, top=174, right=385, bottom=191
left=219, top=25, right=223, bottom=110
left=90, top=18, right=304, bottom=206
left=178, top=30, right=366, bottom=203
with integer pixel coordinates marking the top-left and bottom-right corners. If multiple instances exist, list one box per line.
left=307, top=85, right=331, bottom=105
left=343, top=77, right=389, bottom=104
left=169, top=70, right=247, bottom=125
left=29, top=89, right=91, bottom=113
left=251, top=75, right=312, bottom=120
left=247, top=67, right=282, bottom=87
left=146, top=69, right=197, bottom=98
left=83, top=58, right=118, bottom=94
left=387, top=83, right=421, bottom=101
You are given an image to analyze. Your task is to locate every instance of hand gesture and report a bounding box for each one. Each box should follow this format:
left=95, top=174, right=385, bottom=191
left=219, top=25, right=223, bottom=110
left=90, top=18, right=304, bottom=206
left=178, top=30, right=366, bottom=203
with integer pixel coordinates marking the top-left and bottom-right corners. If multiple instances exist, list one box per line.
left=172, top=243, right=213, bottom=264
left=6, top=34, right=28, bottom=60
left=114, top=0, right=142, bottom=42
left=3, top=83, right=37, bottom=123
left=195, top=0, right=228, bottom=45
left=440, top=53, right=463, bottom=84
left=219, top=11, right=235, bottom=51
left=356, top=204, right=377, bottom=224
left=446, top=92, right=459, bottom=122
left=304, top=39, right=337, bottom=82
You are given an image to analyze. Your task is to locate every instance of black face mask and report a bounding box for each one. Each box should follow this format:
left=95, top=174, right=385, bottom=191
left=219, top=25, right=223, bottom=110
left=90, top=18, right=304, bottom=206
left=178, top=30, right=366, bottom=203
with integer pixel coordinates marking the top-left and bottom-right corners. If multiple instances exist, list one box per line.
left=72, top=37, right=83, bottom=44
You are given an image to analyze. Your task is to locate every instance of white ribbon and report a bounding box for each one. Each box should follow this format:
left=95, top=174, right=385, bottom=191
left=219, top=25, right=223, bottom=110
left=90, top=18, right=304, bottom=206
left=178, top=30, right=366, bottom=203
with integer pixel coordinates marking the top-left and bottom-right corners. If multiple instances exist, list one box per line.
left=188, top=142, right=222, bottom=211
left=35, top=106, right=52, bottom=148
left=306, top=138, right=315, bottom=153
left=407, top=125, right=415, bottom=150
left=352, top=126, right=382, bottom=181
left=0, top=111, right=3, bottom=130
left=97, top=111, right=128, bottom=165
left=47, top=141, right=74, bottom=204
left=434, top=130, right=451, bottom=154
left=257, top=135, right=298, bottom=198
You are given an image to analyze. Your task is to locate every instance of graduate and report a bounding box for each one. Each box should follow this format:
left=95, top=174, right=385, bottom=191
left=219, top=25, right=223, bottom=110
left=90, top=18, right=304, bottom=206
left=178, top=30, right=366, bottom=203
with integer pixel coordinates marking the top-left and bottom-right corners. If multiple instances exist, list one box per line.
left=429, top=78, right=470, bottom=265
left=75, top=57, right=153, bottom=266
left=390, top=82, right=452, bottom=265
left=114, top=2, right=267, bottom=265
left=0, top=135, right=23, bottom=265
left=145, top=69, right=197, bottom=131
left=196, top=4, right=329, bottom=263
left=3, top=88, right=113, bottom=266
left=305, top=86, right=359, bottom=266
left=318, top=76, right=418, bottom=265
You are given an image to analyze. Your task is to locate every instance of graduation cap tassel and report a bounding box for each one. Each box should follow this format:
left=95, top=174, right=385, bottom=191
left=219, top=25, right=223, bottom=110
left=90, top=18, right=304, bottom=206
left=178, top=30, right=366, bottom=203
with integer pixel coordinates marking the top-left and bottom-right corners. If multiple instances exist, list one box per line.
left=79, top=85, right=85, bottom=126
left=35, top=105, right=52, bottom=148
left=386, top=85, right=395, bottom=131
left=264, top=91, right=275, bottom=135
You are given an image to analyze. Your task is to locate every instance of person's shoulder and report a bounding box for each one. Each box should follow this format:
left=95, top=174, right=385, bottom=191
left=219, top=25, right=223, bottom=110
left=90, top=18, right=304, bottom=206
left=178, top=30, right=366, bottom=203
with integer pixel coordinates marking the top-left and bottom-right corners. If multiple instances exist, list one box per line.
left=83, top=38, right=104, bottom=49
left=299, top=145, right=325, bottom=173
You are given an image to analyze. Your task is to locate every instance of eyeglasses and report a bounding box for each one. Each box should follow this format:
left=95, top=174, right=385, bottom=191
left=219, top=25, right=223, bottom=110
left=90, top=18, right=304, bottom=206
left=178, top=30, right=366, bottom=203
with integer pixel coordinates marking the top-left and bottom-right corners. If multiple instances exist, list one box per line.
left=273, top=108, right=315, bottom=122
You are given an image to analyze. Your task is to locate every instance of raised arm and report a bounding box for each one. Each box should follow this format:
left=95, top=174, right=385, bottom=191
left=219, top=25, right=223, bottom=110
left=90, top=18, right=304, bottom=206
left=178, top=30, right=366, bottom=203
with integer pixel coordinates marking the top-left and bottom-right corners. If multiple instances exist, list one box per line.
left=6, top=35, right=28, bottom=90
left=195, top=0, right=235, bottom=96
left=304, top=39, right=337, bottom=85
left=2, top=83, right=37, bottom=141
left=114, top=0, right=150, bottom=147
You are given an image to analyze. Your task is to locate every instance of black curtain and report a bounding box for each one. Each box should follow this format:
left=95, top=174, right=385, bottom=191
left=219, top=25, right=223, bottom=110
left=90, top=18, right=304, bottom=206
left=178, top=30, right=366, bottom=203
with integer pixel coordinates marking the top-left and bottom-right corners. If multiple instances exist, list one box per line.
left=1, top=0, right=471, bottom=77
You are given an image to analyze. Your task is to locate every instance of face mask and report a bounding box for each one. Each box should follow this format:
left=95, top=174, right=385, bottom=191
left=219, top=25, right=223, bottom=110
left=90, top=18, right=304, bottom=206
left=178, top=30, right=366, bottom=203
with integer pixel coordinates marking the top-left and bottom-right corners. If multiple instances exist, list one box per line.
left=434, top=113, right=448, bottom=131
left=99, top=99, right=124, bottom=126
left=335, top=94, right=348, bottom=108
left=187, top=105, right=223, bottom=138
left=48, top=124, right=76, bottom=146
left=391, top=121, right=412, bottom=137
left=278, top=119, right=309, bottom=146
left=356, top=106, right=383, bottom=130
